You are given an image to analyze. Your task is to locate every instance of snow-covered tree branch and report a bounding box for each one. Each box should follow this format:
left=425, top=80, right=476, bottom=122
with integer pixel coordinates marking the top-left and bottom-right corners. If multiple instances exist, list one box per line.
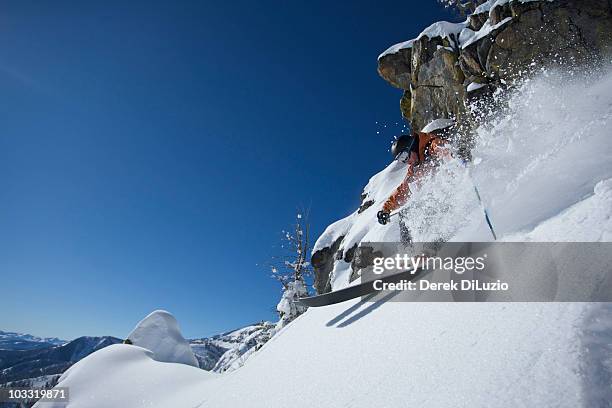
left=268, top=209, right=313, bottom=327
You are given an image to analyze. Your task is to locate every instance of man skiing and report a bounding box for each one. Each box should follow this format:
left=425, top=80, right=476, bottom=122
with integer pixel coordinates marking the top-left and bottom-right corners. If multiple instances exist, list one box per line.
left=377, top=128, right=450, bottom=226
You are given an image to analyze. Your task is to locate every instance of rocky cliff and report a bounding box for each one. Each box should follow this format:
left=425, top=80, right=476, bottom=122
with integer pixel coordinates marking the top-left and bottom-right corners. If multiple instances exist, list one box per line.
left=312, top=0, right=612, bottom=294
left=378, top=0, right=612, bottom=133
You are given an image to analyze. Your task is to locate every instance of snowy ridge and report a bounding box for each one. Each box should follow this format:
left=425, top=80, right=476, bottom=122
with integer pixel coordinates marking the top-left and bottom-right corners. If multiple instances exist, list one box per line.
left=377, top=39, right=415, bottom=60
left=378, top=20, right=466, bottom=59
left=379, top=0, right=558, bottom=59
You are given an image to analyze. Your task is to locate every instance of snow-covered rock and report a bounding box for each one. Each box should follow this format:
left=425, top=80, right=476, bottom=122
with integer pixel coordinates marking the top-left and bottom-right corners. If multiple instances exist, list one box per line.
left=127, top=310, right=199, bottom=367
left=466, top=81, right=487, bottom=92
left=190, top=321, right=275, bottom=372
left=459, top=16, right=512, bottom=49
left=378, top=20, right=467, bottom=59
left=421, top=118, right=455, bottom=133
left=377, top=39, right=415, bottom=60
left=207, top=324, right=274, bottom=373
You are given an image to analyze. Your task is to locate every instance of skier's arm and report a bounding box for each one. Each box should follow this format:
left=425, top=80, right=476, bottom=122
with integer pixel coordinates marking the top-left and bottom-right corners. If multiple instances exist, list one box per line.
left=381, top=137, right=449, bottom=214
left=382, top=164, right=415, bottom=213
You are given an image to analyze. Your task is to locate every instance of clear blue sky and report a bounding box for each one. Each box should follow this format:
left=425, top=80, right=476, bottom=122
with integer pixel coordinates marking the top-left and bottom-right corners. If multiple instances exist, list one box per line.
left=0, top=1, right=453, bottom=340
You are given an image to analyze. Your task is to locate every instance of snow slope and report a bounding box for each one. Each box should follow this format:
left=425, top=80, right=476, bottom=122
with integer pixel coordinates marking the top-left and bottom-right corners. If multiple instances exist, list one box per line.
left=40, top=302, right=610, bottom=408
left=45, top=344, right=213, bottom=407
left=127, top=310, right=199, bottom=367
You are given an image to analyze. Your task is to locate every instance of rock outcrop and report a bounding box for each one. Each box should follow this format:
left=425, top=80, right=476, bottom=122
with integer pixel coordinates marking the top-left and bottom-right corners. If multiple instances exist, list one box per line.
left=190, top=321, right=275, bottom=372
left=311, top=235, right=344, bottom=294
left=378, top=0, right=612, bottom=133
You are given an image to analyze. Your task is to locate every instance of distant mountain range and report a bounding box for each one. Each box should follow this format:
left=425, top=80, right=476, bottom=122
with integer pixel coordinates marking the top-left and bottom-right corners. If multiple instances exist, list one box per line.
left=0, top=334, right=121, bottom=386
left=0, top=331, right=65, bottom=351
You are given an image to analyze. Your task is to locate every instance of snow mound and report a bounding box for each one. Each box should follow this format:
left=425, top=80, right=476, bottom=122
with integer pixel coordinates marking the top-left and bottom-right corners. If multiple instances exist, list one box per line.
left=38, top=344, right=212, bottom=408
left=126, top=310, right=199, bottom=367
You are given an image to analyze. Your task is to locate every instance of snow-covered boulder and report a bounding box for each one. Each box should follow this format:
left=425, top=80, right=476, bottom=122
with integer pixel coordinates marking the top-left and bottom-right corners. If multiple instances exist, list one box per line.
left=126, top=310, right=199, bottom=367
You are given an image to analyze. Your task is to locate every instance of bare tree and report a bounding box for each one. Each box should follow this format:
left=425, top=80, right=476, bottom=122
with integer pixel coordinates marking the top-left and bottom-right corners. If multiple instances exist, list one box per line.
left=438, top=0, right=489, bottom=15
left=268, top=209, right=313, bottom=327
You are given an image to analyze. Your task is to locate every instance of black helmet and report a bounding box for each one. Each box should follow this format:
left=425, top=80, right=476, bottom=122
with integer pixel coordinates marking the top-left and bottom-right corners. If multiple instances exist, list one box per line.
left=391, top=133, right=417, bottom=159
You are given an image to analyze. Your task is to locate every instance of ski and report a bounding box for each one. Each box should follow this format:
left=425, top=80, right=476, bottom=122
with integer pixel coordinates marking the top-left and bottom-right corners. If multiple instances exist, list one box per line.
left=298, top=267, right=425, bottom=307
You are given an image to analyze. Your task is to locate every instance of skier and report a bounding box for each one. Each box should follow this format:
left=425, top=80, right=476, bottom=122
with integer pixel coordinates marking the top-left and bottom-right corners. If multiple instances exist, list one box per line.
left=377, top=129, right=450, bottom=227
